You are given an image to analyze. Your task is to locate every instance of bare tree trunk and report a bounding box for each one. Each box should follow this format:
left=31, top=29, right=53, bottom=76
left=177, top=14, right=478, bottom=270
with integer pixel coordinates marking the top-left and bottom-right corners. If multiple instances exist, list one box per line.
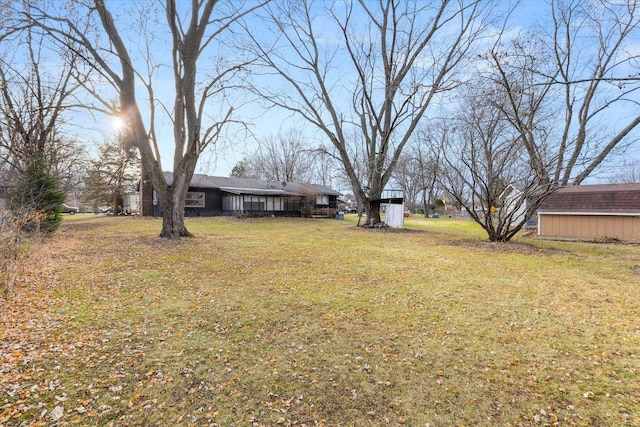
left=160, top=190, right=191, bottom=238
left=364, top=200, right=382, bottom=225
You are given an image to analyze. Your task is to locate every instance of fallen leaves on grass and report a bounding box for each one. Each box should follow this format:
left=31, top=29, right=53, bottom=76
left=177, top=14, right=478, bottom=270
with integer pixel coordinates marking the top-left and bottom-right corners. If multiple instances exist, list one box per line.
left=1, top=240, right=75, bottom=425
left=2, top=216, right=640, bottom=426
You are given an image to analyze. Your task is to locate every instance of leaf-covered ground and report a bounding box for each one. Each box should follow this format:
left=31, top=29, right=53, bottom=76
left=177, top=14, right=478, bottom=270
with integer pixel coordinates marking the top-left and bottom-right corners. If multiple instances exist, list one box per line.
left=1, top=215, right=639, bottom=426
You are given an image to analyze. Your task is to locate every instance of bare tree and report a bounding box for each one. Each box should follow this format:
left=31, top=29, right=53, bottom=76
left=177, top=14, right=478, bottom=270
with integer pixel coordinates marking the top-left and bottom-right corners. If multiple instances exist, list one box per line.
left=550, top=0, right=640, bottom=184
left=243, top=0, right=491, bottom=226
left=0, top=24, right=86, bottom=189
left=489, top=0, right=640, bottom=187
left=392, top=131, right=444, bottom=216
left=415, top=138, right=444, bottom=218
left=440, top=85, right=556, bottom=242
left=249, top=128, right=314, bottom=182
left=612, top=159, right=640, bottom=183
left=307, top=148, right=338, bottom=188
left=439, top=0, right=640, bottom=242
left=390, top=155, right=420, bottom=212
left=23, top=0, right=268, bottom=238
left=245, top=128, right=339, bottom=186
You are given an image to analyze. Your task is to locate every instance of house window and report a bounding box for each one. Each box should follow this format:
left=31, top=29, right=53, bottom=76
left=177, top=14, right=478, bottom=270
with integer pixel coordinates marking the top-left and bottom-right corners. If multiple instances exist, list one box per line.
left=185, top=192, right=205, bottom=207
left=266, top=196, right=283, bottom=211
left=316, top=195, right=329, bottom=205
left=244, top=195, right=265, bottom=211
left=223, top=195, right=243, bottom=211
left=283, top=196, right=301, bottom=211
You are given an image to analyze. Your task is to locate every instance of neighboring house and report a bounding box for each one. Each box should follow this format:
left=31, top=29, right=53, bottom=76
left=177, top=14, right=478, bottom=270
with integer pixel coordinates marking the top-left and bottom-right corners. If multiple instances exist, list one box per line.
left=142, top=172, right=341, bottom=218
left=537, top=183, right=640, bottom=242
left=498, top=184, right=535, bottom=226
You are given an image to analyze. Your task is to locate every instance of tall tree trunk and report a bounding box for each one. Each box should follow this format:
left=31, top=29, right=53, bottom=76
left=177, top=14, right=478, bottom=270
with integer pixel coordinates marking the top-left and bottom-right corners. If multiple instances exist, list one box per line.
left=159, top=187, right=192, bottom=238
left=113, top=193, right=123, bottom=215
left=364, top=199, right=382, bottom=225
left=422, top=189, right=429, bottom=217
left=160, top=205, right=190, bottom=238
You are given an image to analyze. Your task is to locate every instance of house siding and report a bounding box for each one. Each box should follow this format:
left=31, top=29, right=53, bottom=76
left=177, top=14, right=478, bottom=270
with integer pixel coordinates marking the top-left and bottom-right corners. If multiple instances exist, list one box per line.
left=184, top=189, right=224, bottom=216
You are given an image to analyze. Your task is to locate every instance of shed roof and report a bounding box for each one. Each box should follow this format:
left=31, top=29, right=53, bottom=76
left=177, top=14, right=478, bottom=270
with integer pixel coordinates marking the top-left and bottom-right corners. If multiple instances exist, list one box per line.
left=163, top=172, right=341, bottom=197
left=538, top=183, right=640, bottom=214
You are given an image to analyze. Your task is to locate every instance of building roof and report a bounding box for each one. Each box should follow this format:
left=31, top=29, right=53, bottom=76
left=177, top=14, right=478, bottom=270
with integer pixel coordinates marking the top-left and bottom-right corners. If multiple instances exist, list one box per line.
left=538, top=183, right=640, bottom=214
left=163, top=172, right=342, bottom=197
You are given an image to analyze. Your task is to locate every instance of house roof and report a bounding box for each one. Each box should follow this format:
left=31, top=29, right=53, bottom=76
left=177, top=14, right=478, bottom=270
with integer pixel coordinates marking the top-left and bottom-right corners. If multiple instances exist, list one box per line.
left=163, top=172, right=341, bottom=197
left=538, top=183, right=640, bottom=214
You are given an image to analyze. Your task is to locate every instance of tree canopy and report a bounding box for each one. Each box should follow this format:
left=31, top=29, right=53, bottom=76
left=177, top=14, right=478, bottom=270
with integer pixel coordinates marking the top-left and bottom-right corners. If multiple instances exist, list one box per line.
left=1, top=0, right=638, bottom=240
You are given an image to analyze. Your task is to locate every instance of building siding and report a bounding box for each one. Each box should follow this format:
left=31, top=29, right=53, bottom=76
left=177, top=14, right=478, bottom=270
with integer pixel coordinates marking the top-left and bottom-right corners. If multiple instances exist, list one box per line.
left=539, top=214, right=640, bottom=242
left=537, top=184, right=640, bottom=242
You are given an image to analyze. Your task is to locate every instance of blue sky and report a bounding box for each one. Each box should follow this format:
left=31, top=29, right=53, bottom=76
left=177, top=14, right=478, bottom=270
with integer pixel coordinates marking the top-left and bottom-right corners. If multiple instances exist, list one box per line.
left=66, top=0, right=638, bottom=183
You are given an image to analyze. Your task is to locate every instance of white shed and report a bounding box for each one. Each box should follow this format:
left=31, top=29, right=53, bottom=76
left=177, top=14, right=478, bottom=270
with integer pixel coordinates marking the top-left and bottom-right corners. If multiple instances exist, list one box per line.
left=385, top=200, right=405, bottom=229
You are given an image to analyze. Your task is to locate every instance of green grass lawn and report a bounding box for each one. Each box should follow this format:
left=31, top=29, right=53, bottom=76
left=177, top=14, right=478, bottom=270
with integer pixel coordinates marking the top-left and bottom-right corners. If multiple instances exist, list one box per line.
left=2, top=214, right=639, bottom=426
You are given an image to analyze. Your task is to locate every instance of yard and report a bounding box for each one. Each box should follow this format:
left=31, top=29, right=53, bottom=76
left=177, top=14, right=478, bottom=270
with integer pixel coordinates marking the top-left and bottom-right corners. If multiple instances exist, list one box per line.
left=1, top=215, right=639, bottom=426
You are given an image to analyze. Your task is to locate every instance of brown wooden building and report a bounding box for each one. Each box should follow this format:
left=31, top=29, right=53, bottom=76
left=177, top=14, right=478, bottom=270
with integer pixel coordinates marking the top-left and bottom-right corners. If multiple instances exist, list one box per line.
left=537, top=183, right=640, bottom=242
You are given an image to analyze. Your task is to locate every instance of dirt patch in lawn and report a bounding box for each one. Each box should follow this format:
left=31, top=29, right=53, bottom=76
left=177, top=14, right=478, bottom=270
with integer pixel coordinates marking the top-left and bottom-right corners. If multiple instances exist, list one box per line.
left=449, top=239, right=566, bottom=255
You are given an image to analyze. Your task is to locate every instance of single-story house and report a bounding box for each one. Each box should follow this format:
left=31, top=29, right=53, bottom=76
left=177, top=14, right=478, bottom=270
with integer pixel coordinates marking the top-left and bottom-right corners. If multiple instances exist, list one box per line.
left=142, top=172, right=341, bottom=218
left=537, top=183, right=640, bottom=242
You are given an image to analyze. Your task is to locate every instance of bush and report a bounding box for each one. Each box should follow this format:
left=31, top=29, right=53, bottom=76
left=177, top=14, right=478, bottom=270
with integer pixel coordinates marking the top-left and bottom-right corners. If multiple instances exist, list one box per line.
left=10, top=157, right=65, bottom=234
